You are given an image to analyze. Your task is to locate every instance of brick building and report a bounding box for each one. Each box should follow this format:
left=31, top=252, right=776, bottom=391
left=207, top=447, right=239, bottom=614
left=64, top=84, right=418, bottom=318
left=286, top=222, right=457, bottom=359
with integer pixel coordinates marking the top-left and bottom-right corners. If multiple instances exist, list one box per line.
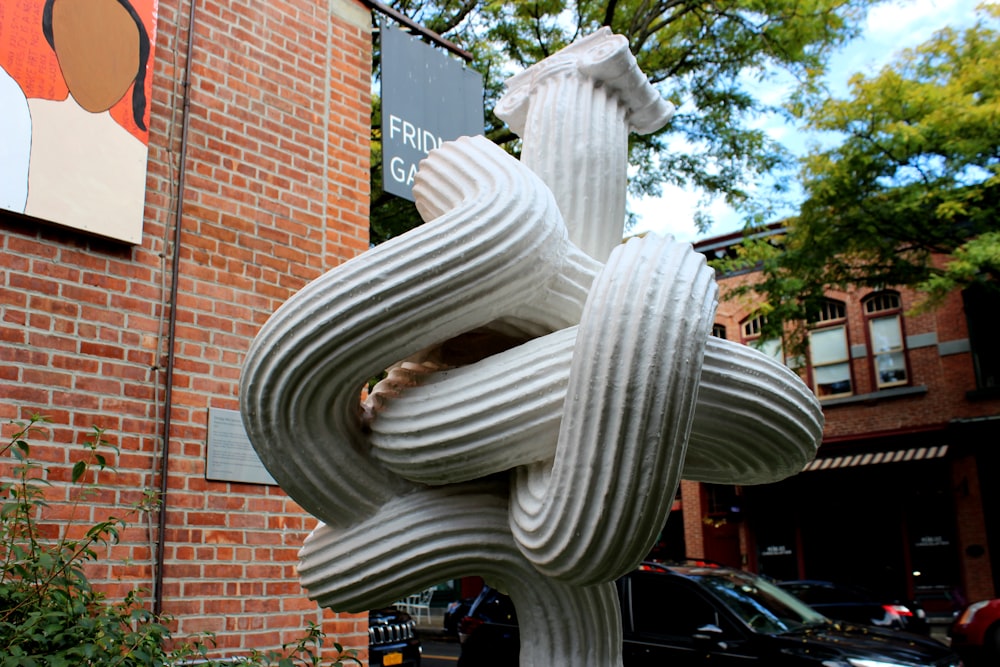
left=674, top=227, right=1000, bottom=623
left=1, top=0, right=374, bottom=659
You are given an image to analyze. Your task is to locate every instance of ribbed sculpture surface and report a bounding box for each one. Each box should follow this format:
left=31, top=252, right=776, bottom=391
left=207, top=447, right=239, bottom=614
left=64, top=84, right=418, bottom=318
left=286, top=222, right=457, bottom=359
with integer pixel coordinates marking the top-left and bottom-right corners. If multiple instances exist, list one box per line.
left=240, top=28, right=823, bottom=666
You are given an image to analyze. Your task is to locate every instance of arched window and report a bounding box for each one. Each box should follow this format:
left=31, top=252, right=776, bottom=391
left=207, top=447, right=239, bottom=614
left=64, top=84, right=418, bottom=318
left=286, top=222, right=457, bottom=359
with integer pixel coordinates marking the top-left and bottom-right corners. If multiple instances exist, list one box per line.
left=712, top=324, right=727, bottom=339
left=863, top=291, right=908, bottom=389
left=740, top=313, right=783, bottom=364
left=808, top=299, right=852, bottom=398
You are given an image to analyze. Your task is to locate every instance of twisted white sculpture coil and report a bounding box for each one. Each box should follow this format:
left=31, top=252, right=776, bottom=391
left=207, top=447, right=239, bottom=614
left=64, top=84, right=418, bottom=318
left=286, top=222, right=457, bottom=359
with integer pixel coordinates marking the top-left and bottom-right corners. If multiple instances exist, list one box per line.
left=240, top=28, right=823, bottom=667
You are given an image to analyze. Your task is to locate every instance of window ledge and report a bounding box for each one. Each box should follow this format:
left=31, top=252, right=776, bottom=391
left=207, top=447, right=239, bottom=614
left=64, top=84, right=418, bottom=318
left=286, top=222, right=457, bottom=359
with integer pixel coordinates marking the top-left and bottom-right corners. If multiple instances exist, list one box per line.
left=820, top=385, right=928, bottom=407
left=966, top=386, right=1000, bottom=401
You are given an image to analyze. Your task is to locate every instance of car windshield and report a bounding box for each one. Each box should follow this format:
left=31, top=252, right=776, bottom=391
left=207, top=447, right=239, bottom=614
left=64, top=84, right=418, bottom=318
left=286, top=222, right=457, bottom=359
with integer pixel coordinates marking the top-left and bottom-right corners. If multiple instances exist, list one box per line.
left=692, top=570, right=829, bottom=634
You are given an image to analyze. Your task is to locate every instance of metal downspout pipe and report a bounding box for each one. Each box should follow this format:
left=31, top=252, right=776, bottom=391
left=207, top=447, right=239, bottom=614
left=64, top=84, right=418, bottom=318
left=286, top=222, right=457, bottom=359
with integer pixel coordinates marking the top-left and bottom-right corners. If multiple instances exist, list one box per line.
left=154, top=0, right=198, bottom=618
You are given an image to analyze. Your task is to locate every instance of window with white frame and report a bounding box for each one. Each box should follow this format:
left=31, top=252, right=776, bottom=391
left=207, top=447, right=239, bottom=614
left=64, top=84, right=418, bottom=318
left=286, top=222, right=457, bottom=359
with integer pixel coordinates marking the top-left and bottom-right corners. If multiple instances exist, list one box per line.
left=864, top=291, right=908, bottom=389
left=740, top=313, right=783, bottom=365
left=808, top=299, right=852, bottom=398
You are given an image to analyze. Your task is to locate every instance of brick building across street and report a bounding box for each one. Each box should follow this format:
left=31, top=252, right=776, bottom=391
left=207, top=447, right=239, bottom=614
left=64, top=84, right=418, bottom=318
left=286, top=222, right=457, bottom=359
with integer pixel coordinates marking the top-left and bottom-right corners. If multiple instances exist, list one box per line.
left=1, top=0, right=374, bottom=659
left=671, top=226, right=1000, bottom=626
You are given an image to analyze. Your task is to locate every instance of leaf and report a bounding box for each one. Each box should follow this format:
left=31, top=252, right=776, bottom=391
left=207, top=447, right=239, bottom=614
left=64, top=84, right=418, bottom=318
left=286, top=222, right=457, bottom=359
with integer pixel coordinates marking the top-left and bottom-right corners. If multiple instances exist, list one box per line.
left=71, top=460, right=86, bottom=483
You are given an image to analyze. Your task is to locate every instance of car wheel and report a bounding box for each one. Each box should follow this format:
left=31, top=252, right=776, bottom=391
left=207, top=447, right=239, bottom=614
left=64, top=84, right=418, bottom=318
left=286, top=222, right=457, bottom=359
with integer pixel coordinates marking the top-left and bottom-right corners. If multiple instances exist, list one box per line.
left=457, top=628, right=518, bottom=667
left=985, top=621, right=1000, bottom=664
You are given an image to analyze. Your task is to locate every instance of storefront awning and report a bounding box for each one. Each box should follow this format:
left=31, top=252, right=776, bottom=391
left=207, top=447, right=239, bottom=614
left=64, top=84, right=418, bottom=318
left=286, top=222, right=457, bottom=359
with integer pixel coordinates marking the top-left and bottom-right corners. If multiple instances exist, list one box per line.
left=802, top=445, right=949, bottom=472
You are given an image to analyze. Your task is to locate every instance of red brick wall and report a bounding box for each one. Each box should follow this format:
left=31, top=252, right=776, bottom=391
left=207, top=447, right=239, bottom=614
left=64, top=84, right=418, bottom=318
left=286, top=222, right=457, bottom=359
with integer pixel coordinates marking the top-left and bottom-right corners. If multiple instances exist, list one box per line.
left=0, top=0, right=372, bottom=659
left=679, top=480, right=705, bottom=559
left=952, top=453, right=994, bottom=601
left=712, top=274, right=1000, bottom=439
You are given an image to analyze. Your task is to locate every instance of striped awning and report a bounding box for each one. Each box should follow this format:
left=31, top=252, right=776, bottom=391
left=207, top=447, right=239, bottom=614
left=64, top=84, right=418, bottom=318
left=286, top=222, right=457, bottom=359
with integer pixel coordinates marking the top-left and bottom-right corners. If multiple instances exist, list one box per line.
left=803, top=445, right=949, bottom=472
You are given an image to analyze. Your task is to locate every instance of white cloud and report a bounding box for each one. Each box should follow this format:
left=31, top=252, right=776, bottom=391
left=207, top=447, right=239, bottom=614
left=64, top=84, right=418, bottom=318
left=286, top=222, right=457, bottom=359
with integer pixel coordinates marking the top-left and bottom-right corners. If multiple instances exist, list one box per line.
left=629, top=187, right=701, bottom=242
left=629, top=186, right=742, bottom=243
left=827, top=0, right=983, bottom=92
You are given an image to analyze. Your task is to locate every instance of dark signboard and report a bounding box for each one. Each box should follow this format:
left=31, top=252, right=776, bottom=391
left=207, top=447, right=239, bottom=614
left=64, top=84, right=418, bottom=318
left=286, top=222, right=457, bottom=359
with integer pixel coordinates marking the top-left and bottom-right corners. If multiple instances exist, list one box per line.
left=380, top=22, right=484, bottom=201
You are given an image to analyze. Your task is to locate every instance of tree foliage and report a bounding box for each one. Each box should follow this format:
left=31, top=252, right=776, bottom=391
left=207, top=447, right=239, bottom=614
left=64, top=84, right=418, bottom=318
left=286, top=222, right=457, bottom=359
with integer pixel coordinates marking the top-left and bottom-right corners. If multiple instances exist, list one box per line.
left=728, top=4, right=1000, bottom=343
left=370, top=0, right=878, bottom=243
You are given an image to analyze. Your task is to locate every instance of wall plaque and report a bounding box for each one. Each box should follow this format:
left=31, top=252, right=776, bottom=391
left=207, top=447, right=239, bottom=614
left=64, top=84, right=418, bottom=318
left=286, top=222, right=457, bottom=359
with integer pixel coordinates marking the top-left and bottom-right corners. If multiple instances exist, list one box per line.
left=206, top=407, right=276, bottom=485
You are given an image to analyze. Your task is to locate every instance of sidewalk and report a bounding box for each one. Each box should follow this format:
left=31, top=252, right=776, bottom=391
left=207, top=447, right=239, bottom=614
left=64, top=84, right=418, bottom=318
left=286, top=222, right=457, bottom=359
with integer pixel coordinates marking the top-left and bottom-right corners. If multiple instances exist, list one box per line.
left=413, top=605, right=453, bottom=641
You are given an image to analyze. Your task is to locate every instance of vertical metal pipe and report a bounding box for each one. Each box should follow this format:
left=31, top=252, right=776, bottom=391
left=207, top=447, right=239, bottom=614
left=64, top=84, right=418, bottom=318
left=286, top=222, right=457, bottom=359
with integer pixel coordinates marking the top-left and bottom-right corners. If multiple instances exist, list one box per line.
left=154, top=0, right=197, bottom=618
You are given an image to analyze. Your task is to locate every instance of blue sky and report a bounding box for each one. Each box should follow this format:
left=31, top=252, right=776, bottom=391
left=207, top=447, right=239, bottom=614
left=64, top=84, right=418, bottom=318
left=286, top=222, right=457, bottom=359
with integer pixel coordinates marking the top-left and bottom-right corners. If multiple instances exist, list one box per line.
left=629, top=0, right=988, bottom=243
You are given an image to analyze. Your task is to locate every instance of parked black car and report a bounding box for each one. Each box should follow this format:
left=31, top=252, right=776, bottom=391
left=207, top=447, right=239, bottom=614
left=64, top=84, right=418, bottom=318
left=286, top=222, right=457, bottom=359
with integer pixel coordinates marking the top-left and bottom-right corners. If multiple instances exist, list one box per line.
left=369, top=607, right=421, bottom=666
left=457, top=586, right=516, bottom=646
left=778, top=579, right=930, bottom=634
left=457, top=563, right=961, bottom=666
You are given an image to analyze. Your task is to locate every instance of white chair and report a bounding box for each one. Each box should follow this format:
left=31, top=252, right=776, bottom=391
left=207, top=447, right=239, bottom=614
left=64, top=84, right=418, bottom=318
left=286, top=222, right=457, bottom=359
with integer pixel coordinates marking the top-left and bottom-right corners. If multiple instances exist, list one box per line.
left=402, top=587, right=434, bottom=624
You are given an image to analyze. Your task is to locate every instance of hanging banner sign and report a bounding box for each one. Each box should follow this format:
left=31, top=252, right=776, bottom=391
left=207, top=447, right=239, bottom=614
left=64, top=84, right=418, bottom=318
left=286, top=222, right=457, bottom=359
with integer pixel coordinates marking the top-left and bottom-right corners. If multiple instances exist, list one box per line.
left=381, top=21, right=484, bottom=201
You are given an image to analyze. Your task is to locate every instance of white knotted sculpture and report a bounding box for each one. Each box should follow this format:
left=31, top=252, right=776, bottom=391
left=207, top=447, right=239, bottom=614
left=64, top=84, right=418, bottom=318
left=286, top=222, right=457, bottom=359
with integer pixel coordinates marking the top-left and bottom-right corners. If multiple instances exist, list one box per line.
left=240, top=28, right=823, bottom=666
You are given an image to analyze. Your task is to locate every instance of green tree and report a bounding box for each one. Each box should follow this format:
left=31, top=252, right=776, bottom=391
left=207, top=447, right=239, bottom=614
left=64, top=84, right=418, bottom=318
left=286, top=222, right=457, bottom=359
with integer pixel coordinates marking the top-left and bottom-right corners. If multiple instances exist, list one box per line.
left=370, top=0, right=880, bottom=243
left=728, top=4, right=1000, bottom=343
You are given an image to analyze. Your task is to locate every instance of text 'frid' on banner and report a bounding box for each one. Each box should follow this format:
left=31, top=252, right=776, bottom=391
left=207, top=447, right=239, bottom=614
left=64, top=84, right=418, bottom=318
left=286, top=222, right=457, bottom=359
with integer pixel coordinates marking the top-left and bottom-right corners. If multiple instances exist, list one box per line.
left=380, top=21, right=484, bottom=201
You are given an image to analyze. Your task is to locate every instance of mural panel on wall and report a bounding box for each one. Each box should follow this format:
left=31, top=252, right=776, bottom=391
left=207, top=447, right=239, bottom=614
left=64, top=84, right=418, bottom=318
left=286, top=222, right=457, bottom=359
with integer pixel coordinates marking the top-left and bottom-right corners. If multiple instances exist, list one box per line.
left=1, top=0, right=157, bottom=244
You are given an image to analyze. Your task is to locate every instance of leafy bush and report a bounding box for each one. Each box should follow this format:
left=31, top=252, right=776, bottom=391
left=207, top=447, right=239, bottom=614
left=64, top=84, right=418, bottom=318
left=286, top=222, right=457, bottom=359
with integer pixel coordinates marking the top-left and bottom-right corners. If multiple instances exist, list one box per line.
left=0, top=415, right=360, bottom=667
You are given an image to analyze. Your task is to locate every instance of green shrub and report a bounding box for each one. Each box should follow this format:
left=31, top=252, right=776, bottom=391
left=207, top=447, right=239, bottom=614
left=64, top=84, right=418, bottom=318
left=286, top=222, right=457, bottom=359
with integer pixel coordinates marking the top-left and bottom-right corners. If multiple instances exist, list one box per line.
left=0, top=415, right=360, bottom=667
